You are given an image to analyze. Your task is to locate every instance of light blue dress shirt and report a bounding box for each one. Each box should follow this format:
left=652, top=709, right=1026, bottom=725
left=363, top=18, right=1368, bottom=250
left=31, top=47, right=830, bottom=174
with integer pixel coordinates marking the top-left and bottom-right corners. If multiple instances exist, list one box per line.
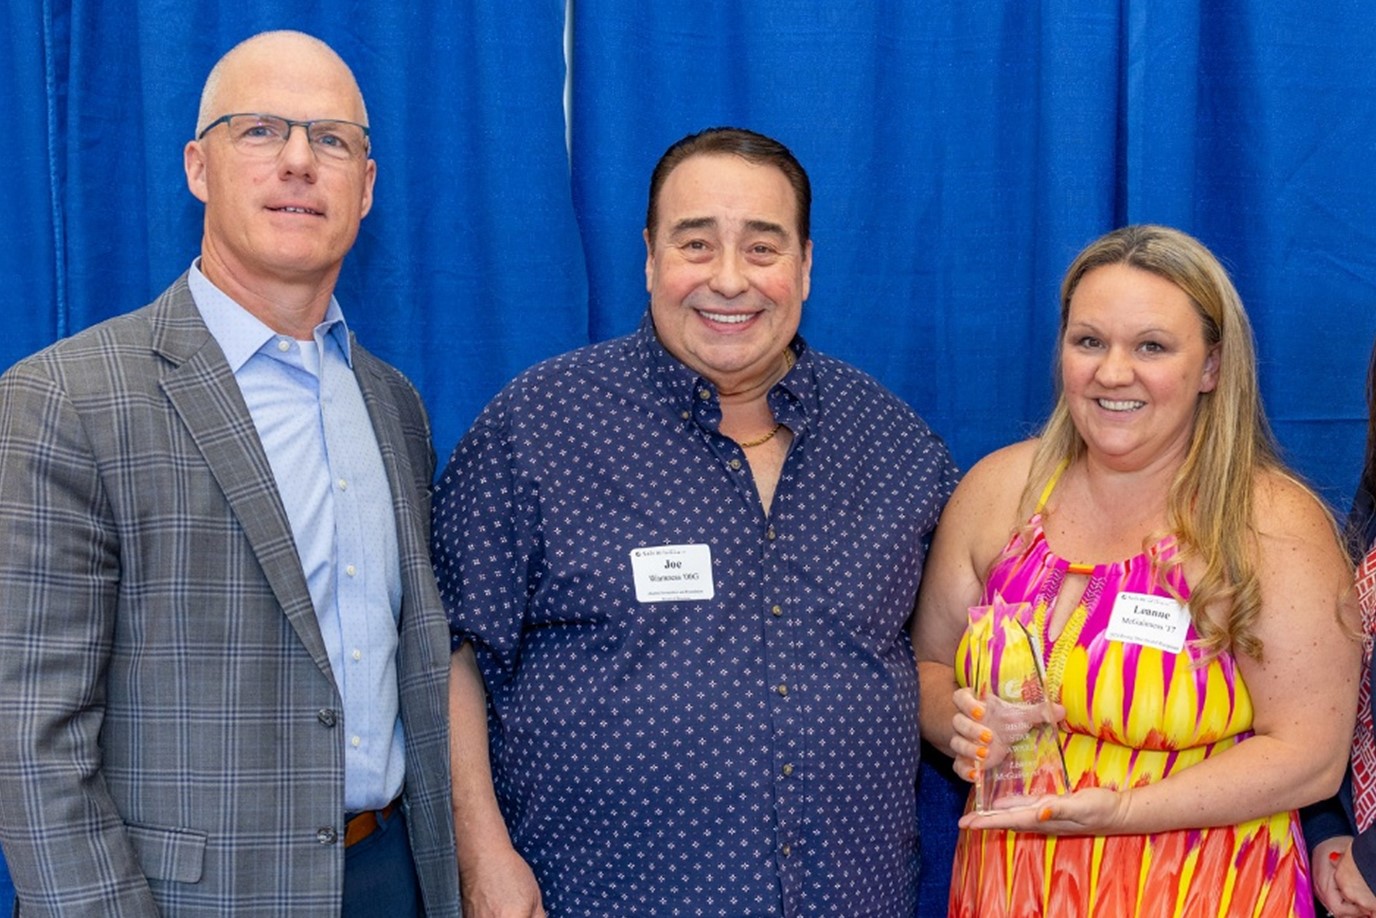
left=189, top=262, right=405, bottom=811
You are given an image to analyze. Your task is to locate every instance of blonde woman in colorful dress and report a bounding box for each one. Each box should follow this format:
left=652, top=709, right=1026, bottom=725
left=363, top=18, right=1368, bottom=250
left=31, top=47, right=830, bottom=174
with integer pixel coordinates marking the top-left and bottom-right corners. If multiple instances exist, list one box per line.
left=913, top=224, right=1360, bottom=917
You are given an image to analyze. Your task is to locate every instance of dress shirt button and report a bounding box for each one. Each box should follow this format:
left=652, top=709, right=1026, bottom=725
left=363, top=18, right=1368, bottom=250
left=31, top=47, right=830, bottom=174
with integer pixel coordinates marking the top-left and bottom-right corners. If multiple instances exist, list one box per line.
left=351, top=648, right=362, bottom=662
left=698, top=389, right=710, bottom=400
left=777, top=683, right=789, bottom=697
left=317, top=708, right=337, bottom=727
left=781, top=842, right=792, bottom=857
left=729, top=458, right=742, bottom=470
left=345, top=564, right=357, bottom=577
left=766, top=526, right=777, bottom=541
left=681, top=410, right=691, bottom=421
left=782, top=763, right=794, bottom=777
left=771, top=604, right=783, bottom=617
left=337, top=478, right=348, bottom=491
left=316, top=827, right=338, bottom=845
left=351, top=735, right=362, bottom=748
left=276, top=339, right=291, bottom=353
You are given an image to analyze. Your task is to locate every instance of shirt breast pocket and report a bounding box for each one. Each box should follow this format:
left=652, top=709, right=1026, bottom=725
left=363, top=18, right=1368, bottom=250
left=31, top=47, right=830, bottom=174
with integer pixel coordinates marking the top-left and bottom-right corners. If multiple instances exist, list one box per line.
left=812, top=499, right=926, bottom=643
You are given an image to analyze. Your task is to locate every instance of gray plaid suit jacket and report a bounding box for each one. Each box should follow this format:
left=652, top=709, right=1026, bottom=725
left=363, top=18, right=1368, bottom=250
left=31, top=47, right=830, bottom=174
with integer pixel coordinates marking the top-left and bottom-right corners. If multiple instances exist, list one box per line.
left=0, top=276, right=460, bottom=916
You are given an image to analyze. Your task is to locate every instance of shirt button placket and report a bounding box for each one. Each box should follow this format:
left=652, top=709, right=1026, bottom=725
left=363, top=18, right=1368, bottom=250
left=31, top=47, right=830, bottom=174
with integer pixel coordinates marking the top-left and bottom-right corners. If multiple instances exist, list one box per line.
left=764, top=513, right=802, bottom=918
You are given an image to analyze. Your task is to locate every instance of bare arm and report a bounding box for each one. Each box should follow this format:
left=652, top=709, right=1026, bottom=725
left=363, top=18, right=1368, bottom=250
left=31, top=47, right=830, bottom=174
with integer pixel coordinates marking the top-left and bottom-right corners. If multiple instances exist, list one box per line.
left=449, top=645, right=544, bottom=918
left=965, top=473, right=1361, bottom=836
left=913, top=442, right=1033, bottom=763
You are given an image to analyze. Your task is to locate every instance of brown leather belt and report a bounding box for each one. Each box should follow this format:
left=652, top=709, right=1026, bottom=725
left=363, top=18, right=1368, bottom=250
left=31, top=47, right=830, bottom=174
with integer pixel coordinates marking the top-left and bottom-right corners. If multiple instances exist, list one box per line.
left=344, top=800, right=398, bottom=847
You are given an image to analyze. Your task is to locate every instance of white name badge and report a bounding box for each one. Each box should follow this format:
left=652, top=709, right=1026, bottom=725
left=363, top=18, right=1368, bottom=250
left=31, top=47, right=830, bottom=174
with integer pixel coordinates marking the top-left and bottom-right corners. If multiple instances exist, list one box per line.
left=1105, top=590, right=1191, bottom=654
left=630, top=544, right=715, bottom=603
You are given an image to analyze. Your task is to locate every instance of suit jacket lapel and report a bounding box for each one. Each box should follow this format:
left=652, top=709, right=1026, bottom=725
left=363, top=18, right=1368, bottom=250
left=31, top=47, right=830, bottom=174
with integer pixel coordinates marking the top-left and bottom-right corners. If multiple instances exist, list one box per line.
left=150, top=278, right=334, bottom=680
left=353, top=348, right=425, bottom=610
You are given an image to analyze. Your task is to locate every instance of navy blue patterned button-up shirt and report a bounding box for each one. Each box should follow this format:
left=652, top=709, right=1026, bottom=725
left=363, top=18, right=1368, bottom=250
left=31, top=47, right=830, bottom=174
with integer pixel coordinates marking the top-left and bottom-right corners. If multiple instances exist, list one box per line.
left=433, top=314, right=957, bottom=917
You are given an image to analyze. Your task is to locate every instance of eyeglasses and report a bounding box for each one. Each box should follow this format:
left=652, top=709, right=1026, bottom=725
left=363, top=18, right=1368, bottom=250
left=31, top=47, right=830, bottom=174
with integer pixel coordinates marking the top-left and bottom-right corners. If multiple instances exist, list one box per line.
left=197, top=113, right=371, bottom=162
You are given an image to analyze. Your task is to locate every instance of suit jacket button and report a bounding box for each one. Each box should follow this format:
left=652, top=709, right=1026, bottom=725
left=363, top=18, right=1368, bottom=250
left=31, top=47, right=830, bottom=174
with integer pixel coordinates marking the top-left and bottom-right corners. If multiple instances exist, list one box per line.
left=316, top=827, right=338, bottom=845
left=317, top=708, right=337, bottom=727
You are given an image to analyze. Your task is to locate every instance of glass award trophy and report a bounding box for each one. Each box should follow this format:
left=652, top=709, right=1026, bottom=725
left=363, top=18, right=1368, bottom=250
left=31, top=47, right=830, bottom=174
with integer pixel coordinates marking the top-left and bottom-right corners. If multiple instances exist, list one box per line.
left=969, top=599, right=1070, bottom=814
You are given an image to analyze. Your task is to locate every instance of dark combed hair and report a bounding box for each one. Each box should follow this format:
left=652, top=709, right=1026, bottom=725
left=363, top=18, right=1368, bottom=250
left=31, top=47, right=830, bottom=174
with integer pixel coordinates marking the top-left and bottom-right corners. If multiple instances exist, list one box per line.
left=645, top=127, right=811, bottom=244
left=1349, top=340, right=1376, bottom=560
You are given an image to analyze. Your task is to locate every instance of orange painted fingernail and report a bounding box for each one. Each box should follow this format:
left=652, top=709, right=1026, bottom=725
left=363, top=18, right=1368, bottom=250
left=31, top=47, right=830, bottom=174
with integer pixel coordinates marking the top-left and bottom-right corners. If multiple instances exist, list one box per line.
left=1038, top=807, right=1053, bottom=822
left=979, top=729, right=993, bottom=744
left=971, top=706, right=985, bottom=721
left=967, top=768, right=977, bottom=780
left=975, top=747, right=988, bottom=760
left=1331, top=851, right=1342, bottom=862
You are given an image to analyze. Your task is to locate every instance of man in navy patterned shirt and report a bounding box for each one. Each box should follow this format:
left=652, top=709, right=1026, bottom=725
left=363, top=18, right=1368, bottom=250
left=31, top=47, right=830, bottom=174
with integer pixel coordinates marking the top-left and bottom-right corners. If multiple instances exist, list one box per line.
left=435, top=127, right=958, bottom=917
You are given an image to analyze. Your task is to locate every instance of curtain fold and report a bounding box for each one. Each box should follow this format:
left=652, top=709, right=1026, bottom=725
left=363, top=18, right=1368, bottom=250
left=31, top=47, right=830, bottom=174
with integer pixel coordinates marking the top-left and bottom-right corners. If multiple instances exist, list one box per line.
left=3, top=0, right=65, bottom=358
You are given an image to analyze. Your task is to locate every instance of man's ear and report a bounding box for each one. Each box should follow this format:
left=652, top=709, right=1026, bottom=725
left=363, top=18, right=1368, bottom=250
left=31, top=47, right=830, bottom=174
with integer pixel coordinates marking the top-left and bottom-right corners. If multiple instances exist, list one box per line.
left=643, top=228, right=654, bottom=294
left=185, top=140, right=210, bottom=204
left=359, top=158, right=377, bottom=218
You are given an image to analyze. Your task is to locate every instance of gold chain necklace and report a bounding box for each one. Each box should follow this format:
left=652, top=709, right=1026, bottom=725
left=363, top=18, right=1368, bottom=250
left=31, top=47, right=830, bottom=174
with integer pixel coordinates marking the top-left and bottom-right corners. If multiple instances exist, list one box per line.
left=735, top=349, right=795, bottom=449
left=738, top=422, right=783, bottom=449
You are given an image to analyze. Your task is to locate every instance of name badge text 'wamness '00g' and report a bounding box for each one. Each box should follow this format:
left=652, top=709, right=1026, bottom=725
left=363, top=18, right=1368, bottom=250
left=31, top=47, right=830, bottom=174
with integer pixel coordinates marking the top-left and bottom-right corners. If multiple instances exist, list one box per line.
left=630, top=544, right=715, bottom=603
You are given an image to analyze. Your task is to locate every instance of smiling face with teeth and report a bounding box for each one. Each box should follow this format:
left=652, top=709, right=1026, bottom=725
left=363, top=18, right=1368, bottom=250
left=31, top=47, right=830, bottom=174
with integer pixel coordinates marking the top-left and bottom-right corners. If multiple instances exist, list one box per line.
left=1060, top=262, right=1220, bottom=472
left=184, top=32, right=375, bottom=324
left=644, top=153, right=812, bottom=397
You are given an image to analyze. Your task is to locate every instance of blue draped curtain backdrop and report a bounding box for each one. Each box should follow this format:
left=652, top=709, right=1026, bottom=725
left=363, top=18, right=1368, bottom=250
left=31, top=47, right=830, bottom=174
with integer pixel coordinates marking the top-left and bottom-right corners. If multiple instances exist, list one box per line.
left=4, top=1, right=1375, bottom=912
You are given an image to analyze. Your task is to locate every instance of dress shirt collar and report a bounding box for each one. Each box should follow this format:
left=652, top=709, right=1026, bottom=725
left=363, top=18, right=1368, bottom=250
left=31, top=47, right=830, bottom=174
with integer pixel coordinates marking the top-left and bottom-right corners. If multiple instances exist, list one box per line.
left=635, top=309, right=816, bottom=431
left=187, top=259, right=353, bottom=372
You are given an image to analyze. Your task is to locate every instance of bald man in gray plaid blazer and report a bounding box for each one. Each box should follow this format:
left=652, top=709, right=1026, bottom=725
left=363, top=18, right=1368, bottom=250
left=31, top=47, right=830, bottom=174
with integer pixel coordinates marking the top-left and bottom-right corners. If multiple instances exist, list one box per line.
left=0, top=32, right=458, bottom=916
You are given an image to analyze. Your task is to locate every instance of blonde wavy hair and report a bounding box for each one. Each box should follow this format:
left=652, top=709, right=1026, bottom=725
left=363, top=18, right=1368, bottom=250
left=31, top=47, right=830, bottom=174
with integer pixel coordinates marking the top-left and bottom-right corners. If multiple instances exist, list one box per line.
left=1019, top=224, right=1297, bottom=660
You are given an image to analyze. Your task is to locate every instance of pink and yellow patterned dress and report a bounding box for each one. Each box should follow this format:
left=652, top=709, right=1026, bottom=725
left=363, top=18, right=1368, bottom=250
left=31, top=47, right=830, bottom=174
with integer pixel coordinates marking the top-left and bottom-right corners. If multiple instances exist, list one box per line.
left=949, top=509, right=1313, bottom=917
